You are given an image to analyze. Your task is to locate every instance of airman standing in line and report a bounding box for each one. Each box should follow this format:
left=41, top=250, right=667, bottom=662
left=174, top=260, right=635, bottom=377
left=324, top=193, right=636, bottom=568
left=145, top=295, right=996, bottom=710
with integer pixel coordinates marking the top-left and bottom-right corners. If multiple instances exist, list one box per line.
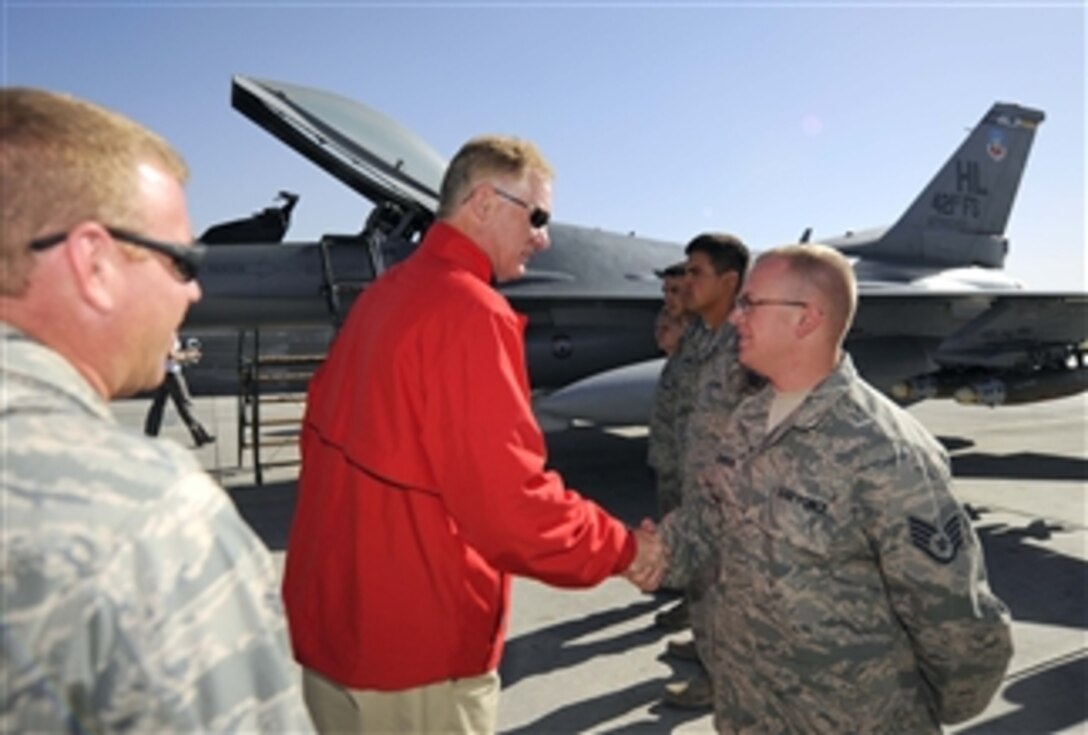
left=647, top=233, right=752, bottom=709
left=652, top=243, right=1012, bottom=732
left=653, top=261, right=691, bottom=356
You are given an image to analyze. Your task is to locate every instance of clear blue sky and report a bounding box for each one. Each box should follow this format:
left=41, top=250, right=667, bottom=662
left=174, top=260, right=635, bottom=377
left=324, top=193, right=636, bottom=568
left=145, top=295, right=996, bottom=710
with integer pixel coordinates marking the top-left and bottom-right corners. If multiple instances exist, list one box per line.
left=3, top=2, right=1085, bottom=291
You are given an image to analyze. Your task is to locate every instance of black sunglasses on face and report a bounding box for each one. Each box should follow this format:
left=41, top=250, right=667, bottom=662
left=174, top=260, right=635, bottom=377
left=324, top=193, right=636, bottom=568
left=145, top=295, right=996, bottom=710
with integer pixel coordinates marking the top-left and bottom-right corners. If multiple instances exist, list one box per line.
left=492, top=187, right=550, bottom=229
left=29, top=226, right=207, bottom=282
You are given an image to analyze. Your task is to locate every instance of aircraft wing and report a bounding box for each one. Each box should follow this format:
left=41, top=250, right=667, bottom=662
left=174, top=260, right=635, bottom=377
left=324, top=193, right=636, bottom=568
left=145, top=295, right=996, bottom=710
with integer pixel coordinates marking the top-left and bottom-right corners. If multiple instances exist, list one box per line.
left=535, top=289, right=1087, bottom=427
left=808, top=288, right=1088, bottom=406
left=854, top=289, right=1088, bottom=407
left=933, top=293, right=1088, bottom=365
left=853, top=290, right=1087, bottom=366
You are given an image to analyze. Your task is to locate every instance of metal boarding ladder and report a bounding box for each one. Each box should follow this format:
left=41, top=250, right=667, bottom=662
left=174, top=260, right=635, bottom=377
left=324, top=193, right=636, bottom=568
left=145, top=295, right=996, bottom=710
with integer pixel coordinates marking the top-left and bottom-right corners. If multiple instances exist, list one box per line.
left=236, top=329, right=327, bottom=486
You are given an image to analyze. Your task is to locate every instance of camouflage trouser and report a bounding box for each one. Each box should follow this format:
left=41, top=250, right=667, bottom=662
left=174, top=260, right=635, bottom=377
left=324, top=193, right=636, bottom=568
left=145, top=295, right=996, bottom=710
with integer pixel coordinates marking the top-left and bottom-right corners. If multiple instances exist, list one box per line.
left=688, top=563, right=716, bottom=675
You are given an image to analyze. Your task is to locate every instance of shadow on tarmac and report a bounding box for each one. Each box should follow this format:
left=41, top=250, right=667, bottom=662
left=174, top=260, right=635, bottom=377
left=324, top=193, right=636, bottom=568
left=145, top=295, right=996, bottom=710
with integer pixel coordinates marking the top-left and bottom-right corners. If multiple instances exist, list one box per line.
left=501, top=676, right=709, bottom=735
left=227, top=480, right=296, bottom=551
left=952, top=452, right=1088, bottom=482
left=936, top=432, right=1087, bottom=481
left=503, top=429, right=716, bottom=733
left=954, top=511, right=1087, bottom=733
left=976, top=518, right=1087, bottom=631
left=937, top=435, right=977, bottom=452
left=957, top=652, right=1088, bottom=735
left=500, top=597, right=663, bottom=688
left=500, top=593, right=714, bottom=734
left=936, top=431, right=1088, bottom=482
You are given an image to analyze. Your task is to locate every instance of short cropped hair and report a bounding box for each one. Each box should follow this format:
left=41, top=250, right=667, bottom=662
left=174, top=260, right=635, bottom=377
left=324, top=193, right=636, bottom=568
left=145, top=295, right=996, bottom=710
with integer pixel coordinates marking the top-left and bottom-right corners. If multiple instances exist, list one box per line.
left=436, top=135, right=553, bottom=219
left=685, top=232, right=750, bottom=281
left=656, top=261, right=687, bottom=279
left=760, top=243, right=857, bottom=344
left=0, top=87, right=188, bottom=295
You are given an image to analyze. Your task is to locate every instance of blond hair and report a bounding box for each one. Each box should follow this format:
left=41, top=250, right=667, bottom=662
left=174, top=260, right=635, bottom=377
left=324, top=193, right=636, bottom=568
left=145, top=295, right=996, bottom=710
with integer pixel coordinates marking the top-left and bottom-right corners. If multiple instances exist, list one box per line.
left=0, top=87, right=188, bottom=295
left=759, top=243, right=857, bottom=344
left=436, top=134, right=553, bottom=219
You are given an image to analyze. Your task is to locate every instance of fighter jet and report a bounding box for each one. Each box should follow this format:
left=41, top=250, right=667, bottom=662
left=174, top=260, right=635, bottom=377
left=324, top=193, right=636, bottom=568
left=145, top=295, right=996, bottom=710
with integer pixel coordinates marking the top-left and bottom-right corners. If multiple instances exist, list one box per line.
left=184, top=75, right=1087, bottom=427
left=185, top=75, right=686, bottom=397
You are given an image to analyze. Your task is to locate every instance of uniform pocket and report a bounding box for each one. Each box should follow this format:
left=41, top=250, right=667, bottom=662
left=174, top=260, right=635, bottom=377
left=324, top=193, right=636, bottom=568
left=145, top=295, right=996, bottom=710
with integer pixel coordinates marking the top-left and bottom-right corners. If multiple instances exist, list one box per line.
left=766, top=485, right=835, bottom=558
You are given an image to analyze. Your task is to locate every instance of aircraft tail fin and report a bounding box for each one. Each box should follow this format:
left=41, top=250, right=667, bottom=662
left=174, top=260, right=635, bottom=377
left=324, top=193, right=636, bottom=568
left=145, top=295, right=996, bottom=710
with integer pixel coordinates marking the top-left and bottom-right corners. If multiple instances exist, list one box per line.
left=838, top=102, right=1045, bottom=269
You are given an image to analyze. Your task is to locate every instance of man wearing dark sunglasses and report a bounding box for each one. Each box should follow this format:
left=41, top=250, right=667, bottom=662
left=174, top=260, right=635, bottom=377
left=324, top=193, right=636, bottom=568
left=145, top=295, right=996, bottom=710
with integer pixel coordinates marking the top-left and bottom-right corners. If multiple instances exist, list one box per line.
left=285, top=134, right=664, bottom=733
left=0, top=88, right=312, bottom=732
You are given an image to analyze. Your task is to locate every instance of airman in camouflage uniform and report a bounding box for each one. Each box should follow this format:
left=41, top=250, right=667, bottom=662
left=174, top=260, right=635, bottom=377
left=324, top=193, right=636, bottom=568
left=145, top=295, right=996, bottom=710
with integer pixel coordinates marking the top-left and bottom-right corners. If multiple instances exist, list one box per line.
left=0, top=88, right=312, bottom=732
left=652, top=261, right=690, bottom=358
left=658, top=244, right=1011, bottom=733
left=648, top=318, right=711, bottom=516
left=648, top=237, right=751, bottom=522
left=650, top=320, right=754, bottom=515
left=646, top=234, right=752, bottom=709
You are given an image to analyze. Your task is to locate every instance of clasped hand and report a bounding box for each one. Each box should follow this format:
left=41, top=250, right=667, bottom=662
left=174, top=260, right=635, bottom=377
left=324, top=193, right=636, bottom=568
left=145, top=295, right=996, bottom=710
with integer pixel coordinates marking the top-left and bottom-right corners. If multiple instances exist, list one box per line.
left=624, top=518, right=667, bottom=592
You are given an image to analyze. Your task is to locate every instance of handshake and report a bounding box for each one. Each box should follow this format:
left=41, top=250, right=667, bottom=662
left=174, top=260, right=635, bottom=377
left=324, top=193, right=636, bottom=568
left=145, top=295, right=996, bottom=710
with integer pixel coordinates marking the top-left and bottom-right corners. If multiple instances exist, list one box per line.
left=623, top=518, right=668, bottom=592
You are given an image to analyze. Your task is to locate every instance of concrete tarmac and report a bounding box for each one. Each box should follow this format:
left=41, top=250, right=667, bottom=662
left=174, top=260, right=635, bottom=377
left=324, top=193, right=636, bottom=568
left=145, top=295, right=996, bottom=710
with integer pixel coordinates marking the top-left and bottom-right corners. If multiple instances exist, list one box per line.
left=113, top=393, right=1087, bottom=734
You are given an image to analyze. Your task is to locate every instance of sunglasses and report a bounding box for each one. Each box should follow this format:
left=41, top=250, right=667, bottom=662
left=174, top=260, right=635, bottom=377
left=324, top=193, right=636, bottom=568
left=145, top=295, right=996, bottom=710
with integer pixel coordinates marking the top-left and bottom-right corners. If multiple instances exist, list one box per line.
left=29, top=226, right=207, bottom=282
left=491, top=187, right=550, bottom=229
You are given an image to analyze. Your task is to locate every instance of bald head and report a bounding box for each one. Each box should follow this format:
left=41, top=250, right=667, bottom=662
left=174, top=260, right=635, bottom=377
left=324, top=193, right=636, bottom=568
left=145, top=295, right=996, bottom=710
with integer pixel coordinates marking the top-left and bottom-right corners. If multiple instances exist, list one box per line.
left=756, top=243, right=857, bottom=347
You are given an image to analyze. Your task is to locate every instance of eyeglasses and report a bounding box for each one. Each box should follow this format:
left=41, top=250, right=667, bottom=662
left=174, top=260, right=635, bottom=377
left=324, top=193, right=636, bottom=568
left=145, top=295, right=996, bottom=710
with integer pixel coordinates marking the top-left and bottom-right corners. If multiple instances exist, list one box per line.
left=735, top=293, right=808, bottom=313
left=491, top=187, right=550, bottom=229
left=29, top=226, right=207, bottom=282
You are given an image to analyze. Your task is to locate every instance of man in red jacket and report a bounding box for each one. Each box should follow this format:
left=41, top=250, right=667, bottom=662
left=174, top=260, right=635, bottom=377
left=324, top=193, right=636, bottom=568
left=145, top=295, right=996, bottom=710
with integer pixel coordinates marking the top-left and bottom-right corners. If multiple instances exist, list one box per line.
left=283, top=135, right=662, bottom=733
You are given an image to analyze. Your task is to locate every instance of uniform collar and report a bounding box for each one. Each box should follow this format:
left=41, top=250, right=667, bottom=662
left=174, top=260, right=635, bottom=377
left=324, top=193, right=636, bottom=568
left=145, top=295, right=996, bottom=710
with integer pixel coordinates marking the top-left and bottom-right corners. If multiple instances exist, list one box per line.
left=421, top=221, right=494, bottom=284
left=776, top=354, right=857, bottom=431
left=733, top=353, right=856, bottom=448
left=0, top=323, right=114, bottom=422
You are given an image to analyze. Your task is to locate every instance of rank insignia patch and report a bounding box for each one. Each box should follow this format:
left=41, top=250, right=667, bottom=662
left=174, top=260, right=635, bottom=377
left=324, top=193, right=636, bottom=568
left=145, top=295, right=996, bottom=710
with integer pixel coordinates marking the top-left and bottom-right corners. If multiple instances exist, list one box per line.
left=909, top=513, right=965, bottom=564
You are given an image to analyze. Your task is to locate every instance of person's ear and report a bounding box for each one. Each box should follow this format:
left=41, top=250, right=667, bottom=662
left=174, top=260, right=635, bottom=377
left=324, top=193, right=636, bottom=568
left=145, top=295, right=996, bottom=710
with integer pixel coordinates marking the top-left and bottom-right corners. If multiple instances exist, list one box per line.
left=720, top=269, right=739, bottom=293
left=464, top=183, right=492, bottom=224
left=64, top=222, right=117, bottom=313
left=795, top=302, right=825, bottom=339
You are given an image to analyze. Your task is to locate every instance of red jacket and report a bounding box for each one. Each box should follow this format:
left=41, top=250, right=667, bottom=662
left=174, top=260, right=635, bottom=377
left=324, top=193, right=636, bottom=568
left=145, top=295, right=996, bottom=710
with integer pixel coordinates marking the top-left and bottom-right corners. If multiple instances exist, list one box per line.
left=282, top=222, right=636, bottom=690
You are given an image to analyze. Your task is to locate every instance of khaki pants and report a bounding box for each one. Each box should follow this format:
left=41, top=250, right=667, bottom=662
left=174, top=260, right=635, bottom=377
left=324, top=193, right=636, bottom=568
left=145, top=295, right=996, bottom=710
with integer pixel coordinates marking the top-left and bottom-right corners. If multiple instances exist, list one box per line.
left=302, top=668, right=500, bottom=734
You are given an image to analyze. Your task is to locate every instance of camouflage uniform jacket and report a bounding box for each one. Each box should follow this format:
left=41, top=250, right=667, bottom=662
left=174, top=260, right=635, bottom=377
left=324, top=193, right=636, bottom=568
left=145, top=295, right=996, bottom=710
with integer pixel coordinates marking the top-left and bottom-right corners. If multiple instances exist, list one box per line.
left=0, top=326, right=313, bottom=733
left=647, top=320, right=742, bottom=516
left=661, top=355, right=1012, bottom=734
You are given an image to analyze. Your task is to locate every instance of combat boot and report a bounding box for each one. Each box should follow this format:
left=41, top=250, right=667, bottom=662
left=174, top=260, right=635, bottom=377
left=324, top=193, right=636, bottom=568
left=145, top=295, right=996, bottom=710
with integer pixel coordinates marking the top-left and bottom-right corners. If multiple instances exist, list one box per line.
left=653, top=599, right=690, bottom=631
left=662, top=671, right=713, bottom=709
left=191, top=425, right=216, bottom=447
left=665, top=637, right=700, bottom=662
